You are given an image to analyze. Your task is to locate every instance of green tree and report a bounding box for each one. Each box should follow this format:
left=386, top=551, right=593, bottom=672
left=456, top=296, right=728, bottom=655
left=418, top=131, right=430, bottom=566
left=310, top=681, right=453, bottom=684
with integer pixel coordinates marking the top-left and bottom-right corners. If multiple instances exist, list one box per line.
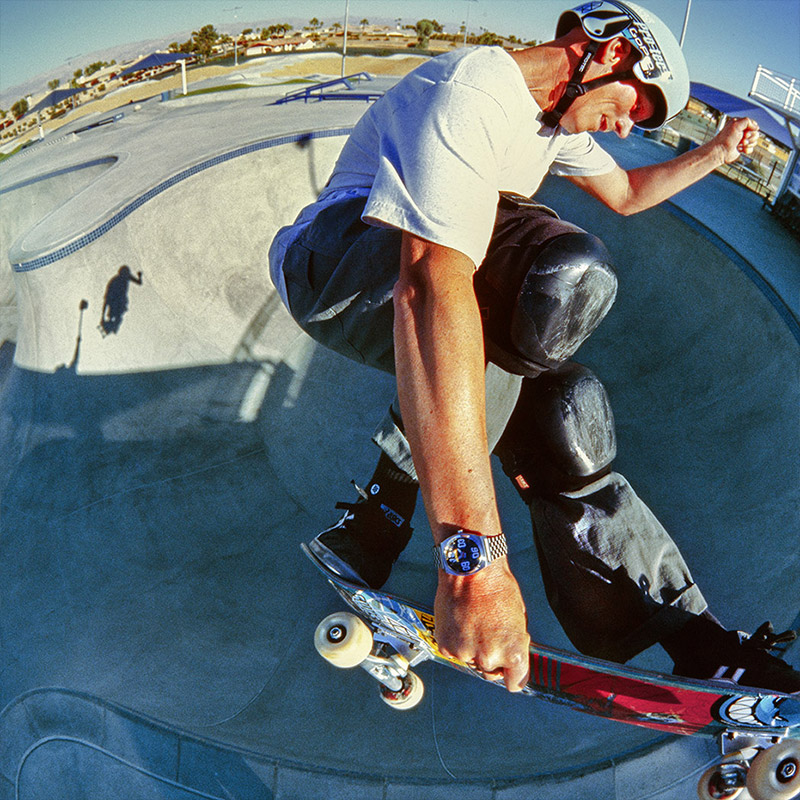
left=168, top=41, right=180, bottom=52
left=265, top=23, right=291, bottom=38
left=415, top=19, right=435, bottom=48
left=308, top=17, right=322, bottom=30
left=11, top=98, right=29, bottom=119
left=190, top=24, right=220, bottom=59
left=360, top=18, right=369, bottom=28
left=47, top=78, right=60, bottom=90
left=85, top=60, right=109, bottom=76
left=475, top=28, right=502, bottom=46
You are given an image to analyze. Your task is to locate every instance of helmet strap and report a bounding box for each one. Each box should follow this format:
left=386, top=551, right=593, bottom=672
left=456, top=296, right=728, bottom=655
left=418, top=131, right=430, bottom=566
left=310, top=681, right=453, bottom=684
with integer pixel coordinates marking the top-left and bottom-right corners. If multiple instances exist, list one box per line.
left=542, top=63, right=637, bottom=128
left=541, top=40, right=599, bottom=127
left=579, top=68, right=637, bottom=92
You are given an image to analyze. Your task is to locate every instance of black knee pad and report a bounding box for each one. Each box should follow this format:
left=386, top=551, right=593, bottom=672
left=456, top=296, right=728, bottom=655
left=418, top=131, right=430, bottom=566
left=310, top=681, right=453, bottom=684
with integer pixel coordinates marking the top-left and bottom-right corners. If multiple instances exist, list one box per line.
left=495, top=362, right=617, bottom=499
left=474, top=193, right=617, bottom=378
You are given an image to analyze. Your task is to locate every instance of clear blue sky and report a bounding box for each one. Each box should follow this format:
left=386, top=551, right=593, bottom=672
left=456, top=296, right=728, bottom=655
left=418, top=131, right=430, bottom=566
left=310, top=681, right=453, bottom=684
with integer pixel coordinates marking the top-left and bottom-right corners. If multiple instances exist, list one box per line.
left=1, top=0, right=798, bottom=102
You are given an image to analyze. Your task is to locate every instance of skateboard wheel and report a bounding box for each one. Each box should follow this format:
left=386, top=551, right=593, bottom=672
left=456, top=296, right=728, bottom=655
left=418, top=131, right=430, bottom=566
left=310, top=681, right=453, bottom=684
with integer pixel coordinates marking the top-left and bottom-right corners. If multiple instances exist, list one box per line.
left=747, top=741, right=800, bottom=800
left=696, top=763, right=744, bottom=799
left=314, top=612, right=373, bottom=668
left=379, top=670, right=424, bottom=710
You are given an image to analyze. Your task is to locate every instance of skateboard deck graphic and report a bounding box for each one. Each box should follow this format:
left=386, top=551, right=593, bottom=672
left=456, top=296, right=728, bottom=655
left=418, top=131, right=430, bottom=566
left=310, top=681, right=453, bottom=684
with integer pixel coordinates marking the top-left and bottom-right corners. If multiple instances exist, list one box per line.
left=304, top=544, right=799, bottom=737
left=304, top=544, right=800, bottom=798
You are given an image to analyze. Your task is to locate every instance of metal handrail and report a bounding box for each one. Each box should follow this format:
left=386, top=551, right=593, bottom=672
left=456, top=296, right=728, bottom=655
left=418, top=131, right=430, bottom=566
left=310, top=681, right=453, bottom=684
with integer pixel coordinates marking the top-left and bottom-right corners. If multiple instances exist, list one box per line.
left=273, top=72, right=376, bottom=105
left=750, top=66, right=800, bottom=118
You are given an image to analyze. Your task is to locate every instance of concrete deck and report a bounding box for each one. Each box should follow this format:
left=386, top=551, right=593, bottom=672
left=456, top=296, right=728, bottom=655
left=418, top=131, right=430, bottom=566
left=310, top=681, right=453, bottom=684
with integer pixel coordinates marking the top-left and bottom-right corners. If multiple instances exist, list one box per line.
left=1, top=66, right=797, bottom=800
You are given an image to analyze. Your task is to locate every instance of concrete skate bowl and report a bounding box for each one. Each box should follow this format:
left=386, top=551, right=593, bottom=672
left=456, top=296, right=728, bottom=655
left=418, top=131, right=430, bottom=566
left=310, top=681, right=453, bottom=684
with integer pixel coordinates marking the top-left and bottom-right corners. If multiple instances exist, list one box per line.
left=0, top=156, right=118, bottom=345
left=0, top=126, right=797, bottom=800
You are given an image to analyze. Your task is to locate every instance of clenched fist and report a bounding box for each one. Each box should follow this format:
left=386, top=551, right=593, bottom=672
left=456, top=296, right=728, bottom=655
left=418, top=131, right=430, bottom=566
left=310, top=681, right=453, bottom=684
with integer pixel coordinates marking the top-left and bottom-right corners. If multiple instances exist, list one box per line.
left=714, top=117, right=760, bottom=164
left=435, top=558, right=531, bottom=692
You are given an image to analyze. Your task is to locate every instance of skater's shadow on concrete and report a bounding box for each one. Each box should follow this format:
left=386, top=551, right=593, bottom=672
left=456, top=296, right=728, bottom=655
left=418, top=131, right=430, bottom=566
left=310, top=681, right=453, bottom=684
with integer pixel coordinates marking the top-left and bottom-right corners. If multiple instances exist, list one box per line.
left=99, top=265, right=143, bottom=336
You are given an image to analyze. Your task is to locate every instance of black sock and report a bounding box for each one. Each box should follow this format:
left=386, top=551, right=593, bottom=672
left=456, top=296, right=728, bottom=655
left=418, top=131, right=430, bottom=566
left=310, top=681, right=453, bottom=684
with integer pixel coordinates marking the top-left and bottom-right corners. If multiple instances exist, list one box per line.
left=370, top=451, right=417, bottom=485
left=661, top=611, right=728, bottom=667
left=365, top=452, right=419, bottom=527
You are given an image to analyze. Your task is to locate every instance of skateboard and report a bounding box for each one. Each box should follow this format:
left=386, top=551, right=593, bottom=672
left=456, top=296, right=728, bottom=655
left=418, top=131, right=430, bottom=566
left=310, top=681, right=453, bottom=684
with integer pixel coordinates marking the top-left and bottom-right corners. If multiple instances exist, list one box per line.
left=303, top=544, right=800, bottom=800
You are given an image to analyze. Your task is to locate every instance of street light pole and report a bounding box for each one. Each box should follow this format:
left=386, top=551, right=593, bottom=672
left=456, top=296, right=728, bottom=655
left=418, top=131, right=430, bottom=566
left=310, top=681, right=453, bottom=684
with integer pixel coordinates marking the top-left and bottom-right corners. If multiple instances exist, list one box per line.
left=679, top=0, right=692, bottom=48
left=341, top=0, right=350, bottom=78
left=224, top=6, right=243, bottom=66
left=463, top=0, right=477, bottom=47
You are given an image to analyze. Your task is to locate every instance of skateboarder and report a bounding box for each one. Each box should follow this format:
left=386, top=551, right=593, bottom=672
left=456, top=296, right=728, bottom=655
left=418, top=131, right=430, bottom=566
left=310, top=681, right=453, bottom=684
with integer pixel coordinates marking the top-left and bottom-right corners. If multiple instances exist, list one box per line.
left=269, top=1, right=799, bottom=694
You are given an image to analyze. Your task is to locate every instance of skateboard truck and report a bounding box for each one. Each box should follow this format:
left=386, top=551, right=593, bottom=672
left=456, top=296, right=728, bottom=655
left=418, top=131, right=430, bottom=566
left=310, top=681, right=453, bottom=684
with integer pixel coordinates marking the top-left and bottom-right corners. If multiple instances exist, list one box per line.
left=314, top=611, right=425, bottom=710
left=697, top=730, right=800, bottom=800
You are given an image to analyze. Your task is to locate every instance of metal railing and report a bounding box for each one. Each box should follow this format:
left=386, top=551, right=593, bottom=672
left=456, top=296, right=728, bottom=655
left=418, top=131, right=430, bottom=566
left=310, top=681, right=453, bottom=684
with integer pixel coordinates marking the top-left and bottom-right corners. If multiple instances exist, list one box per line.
left=749, top=66, right=800, bottom=118
left=663, top=108, right=790, bottom=200
left=272, top=72, right=381, bottom=105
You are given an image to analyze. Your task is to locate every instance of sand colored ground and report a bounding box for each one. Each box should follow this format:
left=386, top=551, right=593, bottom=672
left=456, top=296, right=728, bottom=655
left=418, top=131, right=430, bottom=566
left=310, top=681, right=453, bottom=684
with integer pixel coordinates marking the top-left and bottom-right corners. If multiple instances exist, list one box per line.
left=3, top=52, right=431, bottom=149
left=264, top=52, right=429, bottom=79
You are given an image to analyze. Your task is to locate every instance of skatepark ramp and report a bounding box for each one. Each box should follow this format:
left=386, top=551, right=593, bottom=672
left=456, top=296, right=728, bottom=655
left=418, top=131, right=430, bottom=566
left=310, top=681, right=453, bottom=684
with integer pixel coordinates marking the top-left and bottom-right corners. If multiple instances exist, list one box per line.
left=1, top=81, right=797, bottom=800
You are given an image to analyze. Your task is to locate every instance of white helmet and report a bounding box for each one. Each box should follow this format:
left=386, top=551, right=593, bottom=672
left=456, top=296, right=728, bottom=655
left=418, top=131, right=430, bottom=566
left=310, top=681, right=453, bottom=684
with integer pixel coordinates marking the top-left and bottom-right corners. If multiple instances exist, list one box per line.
left=549, top=0, right=690, bottom=130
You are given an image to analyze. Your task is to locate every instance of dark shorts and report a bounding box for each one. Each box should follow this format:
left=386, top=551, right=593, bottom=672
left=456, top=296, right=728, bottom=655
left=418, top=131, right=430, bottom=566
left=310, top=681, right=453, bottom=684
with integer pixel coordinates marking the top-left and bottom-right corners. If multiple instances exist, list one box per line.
left=280, top=193, right=583, bottom=376
left=282, top=196, right=402, bottom=374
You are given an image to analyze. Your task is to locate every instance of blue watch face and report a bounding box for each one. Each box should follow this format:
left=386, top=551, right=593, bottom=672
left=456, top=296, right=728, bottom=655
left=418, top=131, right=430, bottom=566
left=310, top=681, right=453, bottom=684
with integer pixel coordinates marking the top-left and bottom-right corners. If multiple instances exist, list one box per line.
left=443, top=535, right=483, bottom=574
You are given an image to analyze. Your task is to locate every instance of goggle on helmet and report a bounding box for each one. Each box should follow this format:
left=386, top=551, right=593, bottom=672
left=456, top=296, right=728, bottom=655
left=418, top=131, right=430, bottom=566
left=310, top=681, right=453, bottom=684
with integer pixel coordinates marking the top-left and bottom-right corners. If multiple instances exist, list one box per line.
left=544, top=0, right=690, bottom=130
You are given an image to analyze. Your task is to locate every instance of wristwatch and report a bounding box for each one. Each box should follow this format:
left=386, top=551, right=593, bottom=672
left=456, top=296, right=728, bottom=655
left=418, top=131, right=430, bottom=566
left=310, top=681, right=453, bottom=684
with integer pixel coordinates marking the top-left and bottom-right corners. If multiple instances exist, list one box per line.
left=433, top=530, right=508, bottom=576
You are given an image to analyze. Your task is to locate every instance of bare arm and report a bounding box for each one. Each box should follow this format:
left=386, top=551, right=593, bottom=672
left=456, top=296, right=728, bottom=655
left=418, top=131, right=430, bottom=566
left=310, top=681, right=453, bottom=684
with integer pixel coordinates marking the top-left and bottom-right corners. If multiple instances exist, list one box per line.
left=569, top=117, right=760, bottom=215
left=393, top=231, right=530, bottom=691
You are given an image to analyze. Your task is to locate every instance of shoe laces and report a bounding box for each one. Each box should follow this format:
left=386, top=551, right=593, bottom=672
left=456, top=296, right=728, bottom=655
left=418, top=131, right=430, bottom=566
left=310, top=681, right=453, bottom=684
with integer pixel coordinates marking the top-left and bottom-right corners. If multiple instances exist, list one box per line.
left=333, top=481, right=371, bottom=515
left=333, top=480, right=411, bottom=533
left=745, top=622, right=798, bottom=654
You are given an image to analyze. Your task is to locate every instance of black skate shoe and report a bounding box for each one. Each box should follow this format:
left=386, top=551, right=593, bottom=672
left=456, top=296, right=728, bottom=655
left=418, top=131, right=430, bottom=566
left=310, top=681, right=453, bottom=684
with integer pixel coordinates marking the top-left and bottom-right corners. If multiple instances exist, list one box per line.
left=307, top=481, right=414, bottom=589
left=673, top=621, right=800, bottom=694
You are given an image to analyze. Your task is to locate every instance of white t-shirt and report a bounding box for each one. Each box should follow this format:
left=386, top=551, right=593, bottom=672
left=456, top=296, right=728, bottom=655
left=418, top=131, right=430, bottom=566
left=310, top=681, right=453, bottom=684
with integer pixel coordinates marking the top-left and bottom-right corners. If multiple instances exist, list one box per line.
left=269, top=46, right=617, bottom=305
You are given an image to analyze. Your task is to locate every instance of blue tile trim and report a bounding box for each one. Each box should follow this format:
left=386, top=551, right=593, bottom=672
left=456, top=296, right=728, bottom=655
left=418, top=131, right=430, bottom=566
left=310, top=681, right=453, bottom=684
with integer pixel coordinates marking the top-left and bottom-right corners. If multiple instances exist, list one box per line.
left=12, top=128, right=353, bottom=273
left=0, top=157, right=118, bottom=196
